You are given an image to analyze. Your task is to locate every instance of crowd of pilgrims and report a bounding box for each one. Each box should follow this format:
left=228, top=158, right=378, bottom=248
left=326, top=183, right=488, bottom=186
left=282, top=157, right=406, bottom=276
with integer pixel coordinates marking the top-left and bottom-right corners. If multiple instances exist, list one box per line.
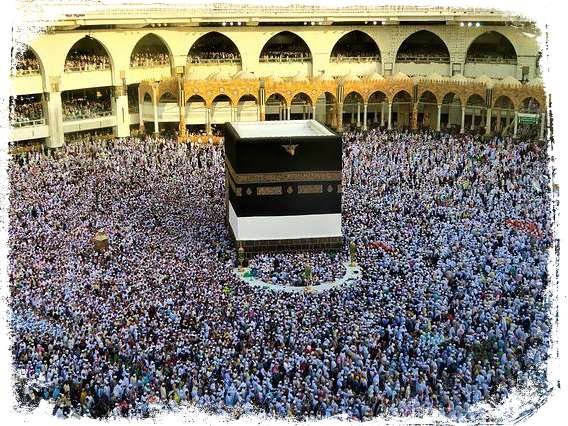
left=260, top=49, right=311, bottom=61
left=9, top=102, right=43, bottom=125
left=130, top=51, right=170, bottom=68
left=62, top=98, right=112, bottom=121
left=247, top=251, right=348, bottom=287
left=64, top=52, right=110, bottom=72
left=187, top=51, right=240, bottom=63
left=9, top=127, right=552, bottom=421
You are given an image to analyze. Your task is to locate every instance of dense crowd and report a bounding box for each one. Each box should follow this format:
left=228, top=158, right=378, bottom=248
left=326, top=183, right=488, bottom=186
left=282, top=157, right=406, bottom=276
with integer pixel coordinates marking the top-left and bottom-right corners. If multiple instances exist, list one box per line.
left=9, top=127, right=552, bottom=421
left=248, top=251, right=348, bottom=287
left=260, top=49, right=311, bottom=62
left=187, top=52, right=240, bottom=63
left=64, top=52, right=110, bottom=72
left=63, top=99, right=112, bottom=120
left=331, top=52, right=381, bottom=62
left=13, top=56, right=41, bottom=75
left=466, top=49, right=517, bottom=64
left=130, top=51, right=170, bottom=68
left=396, top=48, right=450, bottom=63
left=10, top=102, right=43, bottom=125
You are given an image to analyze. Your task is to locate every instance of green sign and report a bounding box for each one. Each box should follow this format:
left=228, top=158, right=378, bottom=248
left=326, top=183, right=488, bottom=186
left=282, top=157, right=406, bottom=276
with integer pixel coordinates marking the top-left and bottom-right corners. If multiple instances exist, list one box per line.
left=518, top=114, right=539, bottom=125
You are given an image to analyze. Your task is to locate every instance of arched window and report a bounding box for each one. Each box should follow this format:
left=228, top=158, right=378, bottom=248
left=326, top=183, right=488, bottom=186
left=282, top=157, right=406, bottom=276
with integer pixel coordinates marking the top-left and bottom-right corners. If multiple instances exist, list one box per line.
left=188, top=32, right=241, bottom=64
left=11, top=42, right=41, bottom=76
left=396, top=31, right=450, bottom=64
left=330, top=31, right=381, bottom=63
left=466, top=32, right=517, bottom=65
left=65, top=37, right=111, bottom=72
left=260, top=32, right=312, bottom=63
left=130, top=34, right=171, bottom=68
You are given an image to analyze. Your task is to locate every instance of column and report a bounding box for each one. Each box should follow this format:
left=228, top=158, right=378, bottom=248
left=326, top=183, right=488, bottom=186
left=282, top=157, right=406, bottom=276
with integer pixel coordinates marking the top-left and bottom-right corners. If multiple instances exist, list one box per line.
left=460, top=105, right=465, bottom=134
left=153, top=98, right=159, bottom=135
left=513, top=111, right=518, bottom=137
left=436, top=104, right=441, bottom=132
left=380, top=102, right=385, bottom=127
left=496, top=109, right=501, bottom=132
left=470, top=108, right=475, bottom=131
left=485, top=107, right=492, bottom=135
left=387, top=102, right=392, bottom=130
left=374, top=110, right=378, bottom=124
left=206, top=108, right=211, bottom=135
left=178, top=104, right=186, bottom=139
left=505, top=110, right=511, bottom=129
left=112, top=85, right=130, bottom=138
left=356, top=102, right=361, bottom=128
left=362, top=103, right=368, bottom=130
left=138, top=93, right=145, bottom=134
left=539, top=112, right=546, bottom=140
left=411, top=102, right=418, bottom=130
left=44, top=91, right=64, bottom=149
left=287, top=105, right=291, bottom=120
left=259, top=104, right=265, bottom=121
left=337, top=102, right=344, bottom=132
left=312, top=103, right=316, bottom=121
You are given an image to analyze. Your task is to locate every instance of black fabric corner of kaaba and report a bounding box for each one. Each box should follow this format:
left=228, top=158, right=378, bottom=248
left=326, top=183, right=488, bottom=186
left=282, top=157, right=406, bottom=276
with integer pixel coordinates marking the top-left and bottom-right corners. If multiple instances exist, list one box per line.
left=227, top=136, right=342, bottom=174
left=228, top=190, right=342, bottom=217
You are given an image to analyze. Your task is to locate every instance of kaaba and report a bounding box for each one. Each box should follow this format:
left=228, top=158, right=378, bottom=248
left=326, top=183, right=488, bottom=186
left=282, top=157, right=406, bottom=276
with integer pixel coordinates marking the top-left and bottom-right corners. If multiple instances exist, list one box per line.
left=224, top=120, right=342, bottom=252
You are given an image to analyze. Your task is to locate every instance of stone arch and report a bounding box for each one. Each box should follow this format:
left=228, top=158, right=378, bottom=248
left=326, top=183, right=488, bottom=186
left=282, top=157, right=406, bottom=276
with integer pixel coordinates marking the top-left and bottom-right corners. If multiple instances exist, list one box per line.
left=259, top=31, right=312, bottom=62
left=11, top=41, right=44, bottom=76
left=440, top=92, right=462, bottom=130
left=236, top=94, right=259, bottom=121
left=396, top=30, right=450, bottom=63
left=391, top=90, right=412, bottom=128
left=519, top=97, right=541, bottom=113
left=417, top=90, right=438, bottom=128
left=492, top=95, right=516, bottom=134
left=343, top=91, right=365, bottom=128
left=291, top=92, right=313, bottom=105
left=143, top=92, right=152, bottom=103
left=418, top=90, right=438, bottom=104
left=465, top=93, right=487, bottom=131
left=366, top=91, right=387, bottom=128
left=330, top=30, right=381, bottom=62
left=212, top=93, right=234, bottom=106
left=187, top=31, right=242, bottom=64
left=493, top=95, right=515, bottom=110
left=290, top=92, right=313, bottom=120
left=237, top=93, right=258, bottom=103
left=466, top=31, right=517, bottom=64
left=64, top=36, right=113, bottom=73
left=368, top=90, right=387, bottom=105
left=130, top=33, right=172, bottom=68
left=159, top=92, right=177, bottom=103
left=186, top=94, right=206, bottom=106
left=265, top=93, right=287, bottom=120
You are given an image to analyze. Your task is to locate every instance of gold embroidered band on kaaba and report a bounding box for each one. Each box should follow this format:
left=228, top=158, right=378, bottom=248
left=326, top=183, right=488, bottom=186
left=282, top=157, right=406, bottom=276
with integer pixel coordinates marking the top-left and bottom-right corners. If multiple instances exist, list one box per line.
left=225, top=160, right=341, bottom=185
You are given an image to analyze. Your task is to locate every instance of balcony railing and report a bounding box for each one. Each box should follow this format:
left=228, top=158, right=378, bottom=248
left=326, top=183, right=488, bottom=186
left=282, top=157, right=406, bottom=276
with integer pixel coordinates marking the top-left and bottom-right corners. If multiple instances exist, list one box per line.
left=64, top=63, right=111, bottom=73
left=396, top=56, right=450, bottom=64
left=10, top=118, right=46, bottom=127
left=466, top=57, right=518, bottom=65
left=130, top=61, right=170, bottom=68
left=63, top=110, right=113, bottom=121
left=12, top=68, right=41, bottom=77
left=330, top=56, right=381, bottom=63
left=260, top=56, right=312, bottom=63
left=187, top=57, right=241, bottom=64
